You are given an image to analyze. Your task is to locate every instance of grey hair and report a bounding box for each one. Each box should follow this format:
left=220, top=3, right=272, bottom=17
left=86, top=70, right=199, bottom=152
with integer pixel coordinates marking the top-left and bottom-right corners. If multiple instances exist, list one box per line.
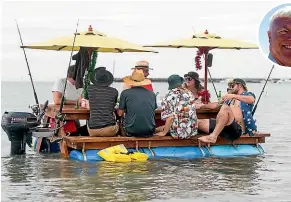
left=270, top=6, right=291, bottom=26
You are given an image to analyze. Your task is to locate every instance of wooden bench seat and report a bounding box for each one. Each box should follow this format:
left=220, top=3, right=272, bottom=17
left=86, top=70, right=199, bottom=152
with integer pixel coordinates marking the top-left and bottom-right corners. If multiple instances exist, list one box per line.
left=63, top=133, right=270, bottom=151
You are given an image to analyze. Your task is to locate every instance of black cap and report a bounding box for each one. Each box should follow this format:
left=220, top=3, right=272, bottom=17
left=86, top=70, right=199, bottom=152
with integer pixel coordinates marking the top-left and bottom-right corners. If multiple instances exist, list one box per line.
left=184, top=71, right=200, bottom=82
left=233, top=78, right=247, bottom=90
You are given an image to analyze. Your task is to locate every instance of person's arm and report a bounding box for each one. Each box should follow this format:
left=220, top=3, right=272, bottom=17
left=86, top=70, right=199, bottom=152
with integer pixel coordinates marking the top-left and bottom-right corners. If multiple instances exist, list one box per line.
left=234, top=94, right=255, bottom=104
left=117, top=91, right=126, bottom=117
left=156, top=95, right=175, bottom=136
left=123, top=83, right=131, bottom=90
left=222, top=93, right=255, bottom=104
left=154, top=93, right=158, bottom=110
left=52, top=91, right=76, bottom=105
left=197, top=102, right=220, bottom=110
left=156, top=115, right=174, bottom=136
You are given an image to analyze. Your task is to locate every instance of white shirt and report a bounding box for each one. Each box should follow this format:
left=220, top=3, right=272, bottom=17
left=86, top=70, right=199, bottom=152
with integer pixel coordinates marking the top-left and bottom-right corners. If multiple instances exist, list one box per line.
left=52, top=78, right=82, bottom=101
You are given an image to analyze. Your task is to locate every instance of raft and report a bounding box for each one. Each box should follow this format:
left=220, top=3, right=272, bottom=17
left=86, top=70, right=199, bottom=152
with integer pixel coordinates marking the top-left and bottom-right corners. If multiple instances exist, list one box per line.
left=34, top=133, right=269, bottom=161
left=31, top=104, right=271, bottom=161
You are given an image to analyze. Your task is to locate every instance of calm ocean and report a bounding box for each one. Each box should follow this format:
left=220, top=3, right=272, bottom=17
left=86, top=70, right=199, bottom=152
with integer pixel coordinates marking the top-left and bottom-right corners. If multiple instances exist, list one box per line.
left=1, top=81, right=291, bottom=202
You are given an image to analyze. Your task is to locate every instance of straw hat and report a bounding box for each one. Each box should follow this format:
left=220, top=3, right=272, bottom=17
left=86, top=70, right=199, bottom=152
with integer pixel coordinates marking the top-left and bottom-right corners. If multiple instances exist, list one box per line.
left=131, top=60, right=153, bottom=70
left=123, top=69, right=152, bottom=86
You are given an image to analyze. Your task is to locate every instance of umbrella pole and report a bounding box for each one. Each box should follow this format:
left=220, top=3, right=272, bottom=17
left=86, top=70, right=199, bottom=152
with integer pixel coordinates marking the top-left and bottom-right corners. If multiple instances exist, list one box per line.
left=204, top=49, right=209, bottom=101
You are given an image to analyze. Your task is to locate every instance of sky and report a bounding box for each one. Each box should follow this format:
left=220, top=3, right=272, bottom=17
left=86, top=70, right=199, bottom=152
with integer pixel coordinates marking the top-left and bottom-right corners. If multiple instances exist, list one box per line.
left=1, top=0, right=291, bottom=82
left=259, top=3, right=291, bottom=55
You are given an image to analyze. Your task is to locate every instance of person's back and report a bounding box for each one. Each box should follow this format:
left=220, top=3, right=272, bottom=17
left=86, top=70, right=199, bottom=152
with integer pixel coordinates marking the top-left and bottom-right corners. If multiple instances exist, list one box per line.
left=162, top=87, right=198, bottom=139
left=85, top=67, right=119, bottom=137
left=87, top=85, right=118, bottom=130
left=157, top=74, right=198, bottom=139
left=119, top=86, right=157, bottom=137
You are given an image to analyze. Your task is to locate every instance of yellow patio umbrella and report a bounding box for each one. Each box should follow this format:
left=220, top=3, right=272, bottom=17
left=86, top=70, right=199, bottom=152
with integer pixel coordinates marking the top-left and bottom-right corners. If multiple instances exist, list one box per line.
left=144, top=30, right=258, bottom=50
left=21, top=25, right=158, bottom=100
left=22, top=25, right=157, bottom=53
left=144, top=30, right=259, bottom=102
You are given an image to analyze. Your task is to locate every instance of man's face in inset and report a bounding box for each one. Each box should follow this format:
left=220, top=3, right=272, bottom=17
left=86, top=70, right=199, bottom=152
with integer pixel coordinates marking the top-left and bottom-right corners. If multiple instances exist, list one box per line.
left=268, top=16, right=291, bottom=67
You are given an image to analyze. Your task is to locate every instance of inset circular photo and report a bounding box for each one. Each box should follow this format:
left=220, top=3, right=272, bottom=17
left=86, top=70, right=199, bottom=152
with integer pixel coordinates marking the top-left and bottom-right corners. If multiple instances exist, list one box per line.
left=259, top=3, right=291, bottom=67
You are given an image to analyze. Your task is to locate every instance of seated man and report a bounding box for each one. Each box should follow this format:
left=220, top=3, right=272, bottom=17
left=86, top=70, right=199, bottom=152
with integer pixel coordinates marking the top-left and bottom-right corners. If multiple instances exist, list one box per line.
left=118, top=69, right=157, bottom=137
left=198, top=78, right=257, bottom=143
left=123, top=60, right=154, bottom=91
left=83, top=67, right=119, bottom=137
left=155, top=74, right=198, bottom=139
left=51, top=65, right=83, bottom=135
left=52, top=65, right=82, bottom=105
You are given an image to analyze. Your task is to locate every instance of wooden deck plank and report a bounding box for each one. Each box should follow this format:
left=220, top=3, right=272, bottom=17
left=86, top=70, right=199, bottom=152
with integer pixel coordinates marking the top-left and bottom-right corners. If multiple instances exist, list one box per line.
left=63, top=133, right=270, bottom=150
left=65, top=137, right=266, bottom=150
left=63, top=133, right=270, bottom=143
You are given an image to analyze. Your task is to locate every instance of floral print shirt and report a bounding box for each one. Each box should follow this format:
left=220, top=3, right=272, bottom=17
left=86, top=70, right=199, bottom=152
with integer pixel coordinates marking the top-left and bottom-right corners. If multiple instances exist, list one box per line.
left=161, top=88, right=198, bottom=139
left=240, top=91, right=257, bottom=136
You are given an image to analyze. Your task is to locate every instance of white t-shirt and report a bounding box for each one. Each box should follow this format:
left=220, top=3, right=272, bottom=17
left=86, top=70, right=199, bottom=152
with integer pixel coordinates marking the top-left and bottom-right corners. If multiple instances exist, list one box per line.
left=52, top=78, right=82, bottom=101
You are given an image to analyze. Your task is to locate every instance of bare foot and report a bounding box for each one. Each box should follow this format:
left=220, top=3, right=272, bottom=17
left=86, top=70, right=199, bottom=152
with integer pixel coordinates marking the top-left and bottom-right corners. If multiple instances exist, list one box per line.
left=198, top=134, right=217, bottom=143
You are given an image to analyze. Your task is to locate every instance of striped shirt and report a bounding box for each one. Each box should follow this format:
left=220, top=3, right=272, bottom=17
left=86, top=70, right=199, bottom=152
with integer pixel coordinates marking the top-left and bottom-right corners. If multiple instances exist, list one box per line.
left=87, top=85, right=118, bottom=129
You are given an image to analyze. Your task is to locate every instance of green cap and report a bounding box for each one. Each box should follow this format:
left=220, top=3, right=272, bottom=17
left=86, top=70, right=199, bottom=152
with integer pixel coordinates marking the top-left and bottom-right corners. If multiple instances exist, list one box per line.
left=168, top=74, right=184, bottom=90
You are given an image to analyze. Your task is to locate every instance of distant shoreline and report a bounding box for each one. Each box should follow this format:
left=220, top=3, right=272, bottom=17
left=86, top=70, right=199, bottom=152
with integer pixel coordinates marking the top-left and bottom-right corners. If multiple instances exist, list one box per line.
left=113, top=78, right=285, bottom=83
left=2, top=78, right=289, bottom=83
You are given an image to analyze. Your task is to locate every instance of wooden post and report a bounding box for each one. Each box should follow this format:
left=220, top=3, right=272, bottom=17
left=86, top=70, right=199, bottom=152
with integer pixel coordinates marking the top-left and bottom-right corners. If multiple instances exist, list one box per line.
left=204, top=49, right=209, bottom=95
left=58, top=121, right=69, bottom=158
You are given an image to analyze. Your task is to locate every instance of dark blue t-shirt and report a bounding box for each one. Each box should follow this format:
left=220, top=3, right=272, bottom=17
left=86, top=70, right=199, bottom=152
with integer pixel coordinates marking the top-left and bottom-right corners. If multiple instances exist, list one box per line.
left=119, top=87, right=157, bottom=135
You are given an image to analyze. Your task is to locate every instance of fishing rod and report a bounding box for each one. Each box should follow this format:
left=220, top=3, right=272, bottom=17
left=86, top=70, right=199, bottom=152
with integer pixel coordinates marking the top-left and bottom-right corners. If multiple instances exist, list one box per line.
left=54, top=19, right=79, bottom=136
left=207, top=68, right=218, bottom=98
left=58, top=19, right=80, bottom=115
left=15, top=19, right=39, bottom=112
left=252, top=64, right=275, bottom=116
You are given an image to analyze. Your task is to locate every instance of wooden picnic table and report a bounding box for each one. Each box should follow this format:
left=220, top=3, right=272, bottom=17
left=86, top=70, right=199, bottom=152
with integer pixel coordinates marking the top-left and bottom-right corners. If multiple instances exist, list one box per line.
left=42, top=104, right=220, bottom=157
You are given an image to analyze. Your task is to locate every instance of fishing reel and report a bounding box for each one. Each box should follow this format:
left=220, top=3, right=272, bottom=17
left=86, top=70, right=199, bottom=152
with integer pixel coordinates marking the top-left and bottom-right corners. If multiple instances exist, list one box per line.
left=29, top=104, right=40, bottom=116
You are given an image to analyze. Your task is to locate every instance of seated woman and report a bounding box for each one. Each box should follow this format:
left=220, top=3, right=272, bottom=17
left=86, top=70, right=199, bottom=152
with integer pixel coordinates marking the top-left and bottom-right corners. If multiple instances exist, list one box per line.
left=183, top=71, right=205, bottom=104
left=83, top=67, right=119, bottom=137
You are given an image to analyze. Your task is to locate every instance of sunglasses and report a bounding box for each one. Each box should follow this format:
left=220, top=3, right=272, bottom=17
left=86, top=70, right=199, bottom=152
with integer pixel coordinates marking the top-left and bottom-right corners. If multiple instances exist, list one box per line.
left=136, top=67, right=149, bottom=73
left=230, top=83, right=240, bottom=88
left=184, top=77, right=193, bottom=81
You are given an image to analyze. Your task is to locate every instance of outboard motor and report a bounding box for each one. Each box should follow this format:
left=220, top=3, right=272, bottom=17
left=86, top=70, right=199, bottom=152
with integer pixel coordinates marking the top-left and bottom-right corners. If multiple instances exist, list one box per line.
left=1, top=112, right=38, bottom=154
left=1, top=100, right=49, bottom=155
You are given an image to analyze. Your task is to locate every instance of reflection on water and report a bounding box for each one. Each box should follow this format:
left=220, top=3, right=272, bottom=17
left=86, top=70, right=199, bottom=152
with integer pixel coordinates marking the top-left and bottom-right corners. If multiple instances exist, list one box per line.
left=2, top=154, right=264, bottom=202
